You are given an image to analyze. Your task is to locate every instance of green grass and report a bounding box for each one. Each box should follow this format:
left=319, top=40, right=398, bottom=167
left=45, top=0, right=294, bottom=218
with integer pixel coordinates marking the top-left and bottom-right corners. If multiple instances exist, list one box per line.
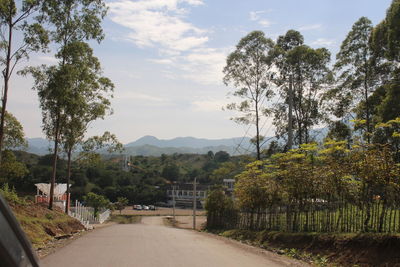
left=110, top=215, right=141, bottom=224
left=216, top=229, right=400, bottom=267
left=15, top=209, right=83, bottom=247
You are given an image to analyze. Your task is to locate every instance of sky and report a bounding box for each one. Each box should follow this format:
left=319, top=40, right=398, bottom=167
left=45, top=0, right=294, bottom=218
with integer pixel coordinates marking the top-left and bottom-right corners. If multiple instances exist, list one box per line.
left=7, top=0, right=393, bottom=144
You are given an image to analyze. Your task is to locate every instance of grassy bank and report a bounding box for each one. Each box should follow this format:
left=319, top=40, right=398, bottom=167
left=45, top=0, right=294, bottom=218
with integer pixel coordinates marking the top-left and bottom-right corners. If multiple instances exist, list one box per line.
left=10, top=201, right=84, bottom=249
left=214, top=229, right=400, bottom=266
left=110, top=214, right=141, bottom=224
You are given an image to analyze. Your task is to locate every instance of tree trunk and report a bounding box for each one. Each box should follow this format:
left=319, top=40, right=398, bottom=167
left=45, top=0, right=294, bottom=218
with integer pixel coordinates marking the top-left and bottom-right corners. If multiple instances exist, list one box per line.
left=0, top=17, right=13, bottom=165
left=65, top=148, right=72, bottom=213
left=363, top=201, right=371, bottom=232
left=49, top=115, right=60, bottom=210
left=378, top=199, right=387, bottom=233
left=255, top=97, right=261, bottom=160
left=364, top=67, right=371, bottom=143
left=287, top=75, right=294, bottom=150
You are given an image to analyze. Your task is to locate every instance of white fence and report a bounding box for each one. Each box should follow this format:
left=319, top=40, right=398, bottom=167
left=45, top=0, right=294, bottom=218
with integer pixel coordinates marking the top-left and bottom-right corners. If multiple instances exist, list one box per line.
left=69, top=200, right=110, bottom=228
left=98, top=209, right=111, bottom=224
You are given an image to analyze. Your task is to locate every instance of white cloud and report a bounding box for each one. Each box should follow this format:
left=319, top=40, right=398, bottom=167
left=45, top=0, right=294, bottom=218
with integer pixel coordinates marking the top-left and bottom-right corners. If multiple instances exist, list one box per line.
left=298, top=24, right=323, bottom=31
left=119, top=91, right=169, bottom=103
left=258, top=20, right=272, bottom=27
left=249, top=11, right=265, bottom=21
left=312, top=38, right=335, bottom=47
left=192, top=99, right=228, bottom=112
left=108, top=0, right=229, bottom=85
left=108, top=0, right=208, bottom=52
left=249, top=10, right=273, bottom=28
left=181, top=48, right=228, bottom=84
left=148, top=58, right=175, bottom=65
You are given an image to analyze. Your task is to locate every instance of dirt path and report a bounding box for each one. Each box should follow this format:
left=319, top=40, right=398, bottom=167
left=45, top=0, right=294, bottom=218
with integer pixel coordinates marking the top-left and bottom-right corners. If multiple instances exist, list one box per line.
left=40, top=216, right=308, bottom=267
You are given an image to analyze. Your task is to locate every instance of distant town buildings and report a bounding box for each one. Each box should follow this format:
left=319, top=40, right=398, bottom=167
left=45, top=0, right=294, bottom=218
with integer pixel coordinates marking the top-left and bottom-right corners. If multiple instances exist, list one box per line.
left=166, top=183, right=210, bottom=208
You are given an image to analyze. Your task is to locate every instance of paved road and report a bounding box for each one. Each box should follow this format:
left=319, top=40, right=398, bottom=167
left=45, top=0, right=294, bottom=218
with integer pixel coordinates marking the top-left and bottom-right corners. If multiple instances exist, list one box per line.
left=41, top=217, right=306, bottom=267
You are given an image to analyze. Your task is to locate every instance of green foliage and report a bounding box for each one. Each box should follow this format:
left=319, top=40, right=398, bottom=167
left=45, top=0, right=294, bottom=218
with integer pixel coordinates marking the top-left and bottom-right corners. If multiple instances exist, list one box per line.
left=161, top=163, right=180, bottom=181
left=19, top=0, right=109, bottom=210
left=210, top=161, right=242, bottom=183
left=331, top=17, right=375, bottom=116
left=0, top=150, right=28, bottom=185
left=273, top=30, right=332, bottom=145
left=45, top=213, right=54, bottom=220
left=214, top=151, right=230, bottom=162
left=40, top=0, right=107, bottom=45
left=8, top=150, right=244, bottom=206
left=223, top=31, right=276, bottom=159
left=0, top=183, right=24, bottom=204
left=329, top=13, right=400, bottom=146
left=115, top=197, right=128, bottom=214
left=227, top=139, right=400, bottom=233
left=110, top=215, right=140, bottom=224
left=0, top=110, right=27, bottom=149
left=59, top=41, right=115, bottom=158
left=205, top=186, right=237, bottom=229
left=0, top=0, right=48, bottom=157
left=326, top=121, right=352, bottom=143
left=83, top=192, right=109, bottom=217
left=371, top=0, right=400, bottom=63
left=235, top=161, right=280, bottom=211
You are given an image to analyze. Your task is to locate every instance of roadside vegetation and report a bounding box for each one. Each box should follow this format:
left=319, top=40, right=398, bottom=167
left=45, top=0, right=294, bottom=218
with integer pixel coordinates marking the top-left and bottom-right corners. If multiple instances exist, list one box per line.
left=0, top=0, right=398, bottom=266
left=110, top=215, right=141, bottom=224
left=1, top=184, right=83, bottom=248
left=7, top=150, right=248, bottom=206
left=204, top=0, right=400, bottom=266
left=218, top=229, right=400, bottom=267
left=207, top=0, right=400, bottom=232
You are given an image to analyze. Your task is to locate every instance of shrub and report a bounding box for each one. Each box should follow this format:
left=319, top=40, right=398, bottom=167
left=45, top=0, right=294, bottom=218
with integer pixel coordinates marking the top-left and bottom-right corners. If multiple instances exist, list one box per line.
left=0, top=183, right=25, bottom=204
left=205, top=186, right=238, bottom=229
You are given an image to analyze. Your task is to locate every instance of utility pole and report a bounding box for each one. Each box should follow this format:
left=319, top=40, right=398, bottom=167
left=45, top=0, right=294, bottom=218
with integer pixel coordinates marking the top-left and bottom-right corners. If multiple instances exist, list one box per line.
left=193, top=177, right=197, bottom=230
left=287, top=74, right=294, bottom=150
left=172, top=185, right=176, bottom=221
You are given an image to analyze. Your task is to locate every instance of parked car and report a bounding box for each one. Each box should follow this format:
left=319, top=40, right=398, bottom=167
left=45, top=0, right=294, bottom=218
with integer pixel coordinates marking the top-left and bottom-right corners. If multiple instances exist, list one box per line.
left=142, top=205, right=149, bottom=210
left=133, top=205, right=142, bottom=210
left=148, top=205, right=156, bottom=210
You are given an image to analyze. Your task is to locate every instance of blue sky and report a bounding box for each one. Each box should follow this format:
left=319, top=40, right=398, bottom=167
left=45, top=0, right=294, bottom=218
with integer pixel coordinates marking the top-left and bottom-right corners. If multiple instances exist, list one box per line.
left=8, top=0, right=393, bottom=143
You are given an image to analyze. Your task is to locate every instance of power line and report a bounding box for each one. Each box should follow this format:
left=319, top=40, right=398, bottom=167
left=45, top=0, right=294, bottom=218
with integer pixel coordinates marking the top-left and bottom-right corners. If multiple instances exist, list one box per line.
left=232, top=124, right=252, bottom=156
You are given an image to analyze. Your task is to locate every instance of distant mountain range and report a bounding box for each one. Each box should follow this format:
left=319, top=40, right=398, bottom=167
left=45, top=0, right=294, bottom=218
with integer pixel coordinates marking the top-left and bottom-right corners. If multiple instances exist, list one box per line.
left=126, top=135, right=253, bottom=149
left=124, top=136, right=256, bottom=156
left=23, top=135, right=257, bottom=156
left=25, top=138, right=52, bottom=155
left=22, top=129, right=329, bottom=157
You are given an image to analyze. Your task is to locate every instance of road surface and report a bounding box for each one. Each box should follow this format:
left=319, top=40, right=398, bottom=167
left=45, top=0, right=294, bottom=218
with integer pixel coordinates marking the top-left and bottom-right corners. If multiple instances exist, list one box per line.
left=41, top=217, right=307, bottom=267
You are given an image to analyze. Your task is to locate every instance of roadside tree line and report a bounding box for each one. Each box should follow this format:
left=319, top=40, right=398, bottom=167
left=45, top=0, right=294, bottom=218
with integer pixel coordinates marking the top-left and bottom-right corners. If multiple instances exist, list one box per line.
left=223, top=0, right=400, bottom=159
left=207, top=0, right=400, bottom=233
left=0, top=0, right=123, bottom=211
left=207, top=139, right=400, bottom=233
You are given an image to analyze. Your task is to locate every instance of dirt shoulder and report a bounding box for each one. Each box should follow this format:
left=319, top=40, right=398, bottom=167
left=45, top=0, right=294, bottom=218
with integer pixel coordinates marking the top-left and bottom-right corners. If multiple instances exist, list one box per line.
left=169, top=215, right=207, bottom=230
left=214, top=229, right=400, bottom=267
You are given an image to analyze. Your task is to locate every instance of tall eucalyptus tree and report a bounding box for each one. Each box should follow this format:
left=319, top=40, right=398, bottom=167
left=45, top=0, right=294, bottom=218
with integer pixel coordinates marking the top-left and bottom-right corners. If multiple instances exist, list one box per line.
left=0, top=0, right=48, bottom=163
left=26, top=0, right=108, bottom=209
left=59, top=41, right=114, bottom=213
left=273, top=33, right=332, bottom=145
left=329, top=17, right=377, bottom=143
left=223, top=31, right=275, bottom=160
left=272, top=30, right=304, bottom=149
